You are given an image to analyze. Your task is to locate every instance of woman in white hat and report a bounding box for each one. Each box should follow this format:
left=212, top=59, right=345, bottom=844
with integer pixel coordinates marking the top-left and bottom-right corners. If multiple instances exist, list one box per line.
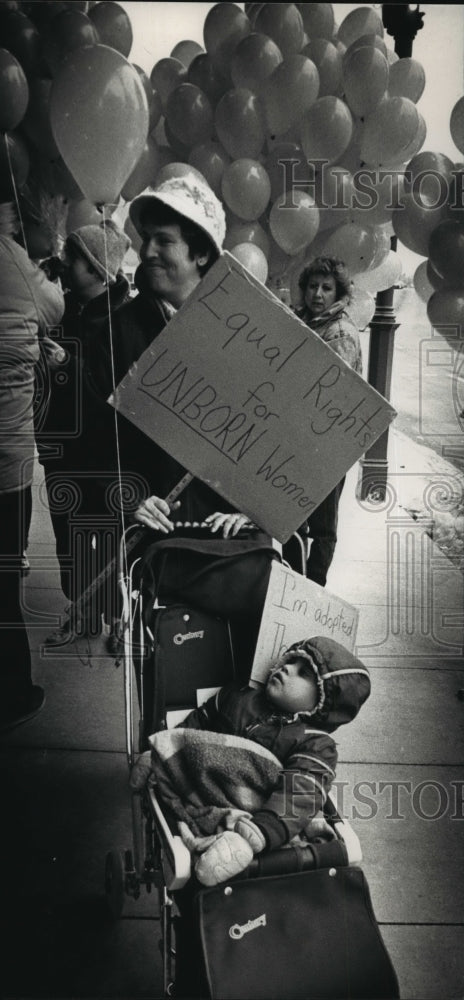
left=86, top=174, right=253, bottom=538
left=84, top=174, right=256, bottom=654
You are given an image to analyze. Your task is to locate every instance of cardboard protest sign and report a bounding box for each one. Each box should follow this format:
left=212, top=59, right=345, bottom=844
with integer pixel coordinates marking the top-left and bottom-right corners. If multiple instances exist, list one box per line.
left=251, top=561, right=359, bottom=686
left=110, top=251, right=396, bottom=542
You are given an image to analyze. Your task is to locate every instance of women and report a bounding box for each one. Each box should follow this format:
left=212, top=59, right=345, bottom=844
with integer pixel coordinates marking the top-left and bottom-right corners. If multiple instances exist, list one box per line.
left=0, top=202, right=64, bottom=731
left=86, top=173, right=245, bottom=537
left=83, top=175, right=264, bottom=665
left=37, top=220, right=131, bottom=645
left=296, top=256, right=363, bottom=587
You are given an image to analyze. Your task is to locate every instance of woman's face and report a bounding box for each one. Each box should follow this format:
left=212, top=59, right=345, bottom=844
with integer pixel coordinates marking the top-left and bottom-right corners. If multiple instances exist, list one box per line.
left=139, top=220, right=205, bottom=307
left=304, top=272, right=338, bottom=317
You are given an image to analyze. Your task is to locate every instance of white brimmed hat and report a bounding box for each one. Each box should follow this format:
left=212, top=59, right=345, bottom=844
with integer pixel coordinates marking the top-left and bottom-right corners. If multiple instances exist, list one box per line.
left=129, top=173, right=226, bottom=254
